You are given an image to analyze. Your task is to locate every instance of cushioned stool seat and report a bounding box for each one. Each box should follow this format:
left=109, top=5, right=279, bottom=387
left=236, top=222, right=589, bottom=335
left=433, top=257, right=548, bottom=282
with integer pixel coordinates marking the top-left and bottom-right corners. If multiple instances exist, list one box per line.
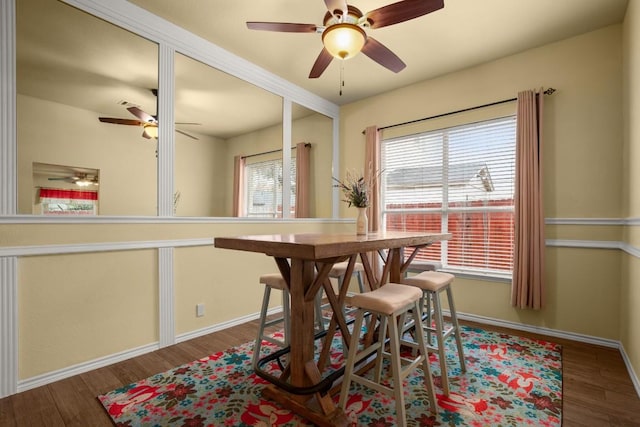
left=339, top=283, right=436, bottom=426
left=403, top=271, right=466, bottom=396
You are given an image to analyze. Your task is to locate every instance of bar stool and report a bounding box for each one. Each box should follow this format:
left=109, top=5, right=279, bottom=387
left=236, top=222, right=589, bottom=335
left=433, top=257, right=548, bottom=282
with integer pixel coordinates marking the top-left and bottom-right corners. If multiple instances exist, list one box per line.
left=253, top=273, right=325, bottom=369
left=403, top=271, right=466, bottom=396
left=318, top=261, right=366, bottom=320
left=339, top=283, right=436, bottom=426
left=330, top=261, right=366, bottom=293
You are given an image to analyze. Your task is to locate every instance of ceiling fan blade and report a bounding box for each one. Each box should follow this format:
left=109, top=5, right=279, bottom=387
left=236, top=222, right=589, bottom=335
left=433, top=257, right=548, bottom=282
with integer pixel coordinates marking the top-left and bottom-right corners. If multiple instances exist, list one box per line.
left=127, top=106, right=157, bottom=124
left=99, top=117, right=143, bottom=126
left=246, top=22, right=318, bottom=33
left=176, top=129, right=199, bottom=140
left=365, top=0, right=444, bottom=29
left=48, top=177, right=76, bottom=181
left=324, top=0, right=348, bottom=16
left=309, top=48, right=334, bottom=78
left=361, top=37, right=406, bottom=73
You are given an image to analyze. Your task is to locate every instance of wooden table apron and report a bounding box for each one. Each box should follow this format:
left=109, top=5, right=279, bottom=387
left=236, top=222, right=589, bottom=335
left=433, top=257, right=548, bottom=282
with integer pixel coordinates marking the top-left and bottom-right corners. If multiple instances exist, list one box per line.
left=214, top=231, right=451, bottom=425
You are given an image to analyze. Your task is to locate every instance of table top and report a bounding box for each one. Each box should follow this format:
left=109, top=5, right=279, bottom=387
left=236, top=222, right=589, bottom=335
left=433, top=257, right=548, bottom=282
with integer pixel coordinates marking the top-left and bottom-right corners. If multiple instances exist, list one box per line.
left=214, top=231, right=451, bottom=260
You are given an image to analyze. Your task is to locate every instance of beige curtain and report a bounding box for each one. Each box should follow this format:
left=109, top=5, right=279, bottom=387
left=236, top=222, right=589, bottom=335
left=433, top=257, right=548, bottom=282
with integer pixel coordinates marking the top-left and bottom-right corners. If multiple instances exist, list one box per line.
left=364, top=126, right=382, bottom=283
left=232, top=155, right=245, bottom=217
left=295, top=142, right=311, bottom=218
left=364, top=126, right=381, bottom=232
left=511, top=89, right=545, bottom=309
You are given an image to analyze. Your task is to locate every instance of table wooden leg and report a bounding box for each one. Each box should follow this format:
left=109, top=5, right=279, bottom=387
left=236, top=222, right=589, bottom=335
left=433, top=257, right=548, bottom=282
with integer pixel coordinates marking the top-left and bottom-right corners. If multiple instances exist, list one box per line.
left=262, top=385, right=350, bottom=427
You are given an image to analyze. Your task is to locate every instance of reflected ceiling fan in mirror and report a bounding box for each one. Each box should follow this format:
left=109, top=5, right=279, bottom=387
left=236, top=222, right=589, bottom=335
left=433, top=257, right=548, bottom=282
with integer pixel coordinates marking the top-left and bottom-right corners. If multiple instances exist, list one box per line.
left=48, top=173, right=99, bottom=187
left=247, top=0, right=444, bottom=78
left=98, top=89, right=200, bottom=140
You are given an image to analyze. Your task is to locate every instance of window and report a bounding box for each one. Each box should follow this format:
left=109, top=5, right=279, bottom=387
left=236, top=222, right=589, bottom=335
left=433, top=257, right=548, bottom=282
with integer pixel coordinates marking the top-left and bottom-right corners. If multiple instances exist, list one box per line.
left=381, top=115, right=516, bottom=277
left=245, top=158, right=296, bottom=218
left=39, top=188, right=98, bottom=215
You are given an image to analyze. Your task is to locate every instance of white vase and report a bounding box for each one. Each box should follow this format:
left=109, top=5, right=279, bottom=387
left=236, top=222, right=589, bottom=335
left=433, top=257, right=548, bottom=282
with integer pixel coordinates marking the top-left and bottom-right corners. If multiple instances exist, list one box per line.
left=356, top=207, right=368, bottom=236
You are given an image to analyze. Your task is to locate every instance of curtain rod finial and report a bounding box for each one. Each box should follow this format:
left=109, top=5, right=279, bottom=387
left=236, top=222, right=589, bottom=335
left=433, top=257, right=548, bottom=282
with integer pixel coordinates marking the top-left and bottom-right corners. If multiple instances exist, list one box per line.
left=544, top=88, right=556, bottom=95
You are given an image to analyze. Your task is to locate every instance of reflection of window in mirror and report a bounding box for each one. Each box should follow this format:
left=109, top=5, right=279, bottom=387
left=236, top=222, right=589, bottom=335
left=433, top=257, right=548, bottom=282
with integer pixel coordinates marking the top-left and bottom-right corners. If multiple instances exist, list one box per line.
left=33, top=162, right=99, bottom=215
left=16, top=0, right=158, bottom=216
left=242, top=148, right=300, bottom=218
left=174, top=53, right=285, bottom=217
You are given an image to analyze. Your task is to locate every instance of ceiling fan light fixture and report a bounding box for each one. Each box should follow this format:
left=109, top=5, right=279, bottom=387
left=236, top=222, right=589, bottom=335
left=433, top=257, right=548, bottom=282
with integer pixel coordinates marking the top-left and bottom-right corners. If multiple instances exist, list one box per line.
left=322, top=23, right=366, bottom=60
left=143, top=124, right=158, bottom=139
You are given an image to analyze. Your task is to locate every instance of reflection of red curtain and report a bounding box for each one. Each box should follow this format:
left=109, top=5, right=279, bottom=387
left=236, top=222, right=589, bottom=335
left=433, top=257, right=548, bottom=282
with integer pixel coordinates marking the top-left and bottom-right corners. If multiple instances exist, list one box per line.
left=39, top=188, right=98, bottom=200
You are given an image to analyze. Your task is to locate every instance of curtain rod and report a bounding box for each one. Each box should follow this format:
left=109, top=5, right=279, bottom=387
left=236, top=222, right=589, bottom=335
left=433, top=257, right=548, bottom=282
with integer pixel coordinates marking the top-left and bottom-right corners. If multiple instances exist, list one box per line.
left=241, top=142, right=311, bottom=160
left=362, top=88, right=556, bottom=134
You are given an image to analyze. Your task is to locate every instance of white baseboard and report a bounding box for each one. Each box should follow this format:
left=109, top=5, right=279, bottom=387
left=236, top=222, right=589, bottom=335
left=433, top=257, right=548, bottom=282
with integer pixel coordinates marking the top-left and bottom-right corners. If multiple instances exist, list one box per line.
left=15, top=306, right=640, bottom=400
left=455, top=311, right=640, bottom=398
left=17, top=342, right=159, bottom=393
left=619, top=342, right=640, bottom=399
left=14, top=307, right=283, bottom=395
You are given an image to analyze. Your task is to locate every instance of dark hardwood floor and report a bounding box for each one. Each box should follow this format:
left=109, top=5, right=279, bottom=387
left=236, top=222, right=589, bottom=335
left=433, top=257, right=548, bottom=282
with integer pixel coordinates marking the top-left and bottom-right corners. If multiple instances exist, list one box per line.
left=1, top=318, right=639, bottom=426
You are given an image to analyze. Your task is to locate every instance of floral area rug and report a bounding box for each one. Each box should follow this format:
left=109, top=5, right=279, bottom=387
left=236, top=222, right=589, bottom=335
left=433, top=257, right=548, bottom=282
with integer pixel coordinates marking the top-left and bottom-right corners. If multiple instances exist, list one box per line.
left=98, top=325, right=562, bottom=426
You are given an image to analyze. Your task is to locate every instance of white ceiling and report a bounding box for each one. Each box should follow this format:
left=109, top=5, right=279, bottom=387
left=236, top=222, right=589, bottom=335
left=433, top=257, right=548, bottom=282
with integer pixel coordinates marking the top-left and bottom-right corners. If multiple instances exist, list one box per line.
left=16, top=0, right=629, bottom=140
left=128, top=0, right=629, bottom=105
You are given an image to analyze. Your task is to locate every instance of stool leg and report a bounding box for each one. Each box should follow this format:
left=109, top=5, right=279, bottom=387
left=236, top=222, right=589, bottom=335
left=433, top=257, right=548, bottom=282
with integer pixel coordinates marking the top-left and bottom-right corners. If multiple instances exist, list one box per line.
left=424, top=291, right=434, bottom=346
left=412, top=300, right=437, bottom=412
left=356, top=271, right=365, bottom=293
left=388, top=313, right=407, bottom=427
left=446, top=286, right=466, bottom=373
left=339, top=310, right=366, bottom=411
left=373, top=315, right=389, bottom=384
left=282, top=289, right=290, bottom=347
left=253, top=286, right=272, bottom=369
left=432, top=290, right=449, bottom=396
left=314, top=292, right=325, bottom=332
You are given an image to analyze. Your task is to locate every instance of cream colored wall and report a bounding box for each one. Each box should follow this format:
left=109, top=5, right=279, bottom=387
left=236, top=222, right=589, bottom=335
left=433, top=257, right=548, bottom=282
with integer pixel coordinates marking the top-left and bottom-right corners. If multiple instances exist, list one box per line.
left=9, top=220, right=353, bottom=379
left=340, top=25, right=624, bottom=339
left=174, top=221, right=349, bottom=335
left=292, top=113, right=334, bottom=218
left=175, top=133, right=227, bottom=217
left=17, top=94, right=158, bottom=216
left=19, top=250, right=158, bottom=378
left=18, top=94, right=228, bottom=218
left=622, top=0, right=640, bottom=390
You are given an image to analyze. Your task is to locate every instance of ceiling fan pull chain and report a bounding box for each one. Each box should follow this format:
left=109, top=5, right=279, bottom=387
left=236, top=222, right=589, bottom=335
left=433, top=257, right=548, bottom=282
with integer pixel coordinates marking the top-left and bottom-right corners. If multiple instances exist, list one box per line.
left=339, top=61, right=345, bottom=96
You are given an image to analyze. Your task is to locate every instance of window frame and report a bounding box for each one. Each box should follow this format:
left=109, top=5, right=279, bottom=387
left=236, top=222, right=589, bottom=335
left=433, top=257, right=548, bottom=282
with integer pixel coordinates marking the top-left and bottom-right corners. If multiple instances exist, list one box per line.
left=380, top=115, right=517, bottom=281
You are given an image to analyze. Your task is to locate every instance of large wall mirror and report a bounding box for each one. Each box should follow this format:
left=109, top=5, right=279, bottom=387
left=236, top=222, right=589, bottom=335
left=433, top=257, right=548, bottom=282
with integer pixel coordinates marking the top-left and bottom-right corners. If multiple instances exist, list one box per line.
left=12, top=0, right=337, bottom=218
left=16, top=0, right=159, bottom=216
left=174, top=53, right=284, bottom=217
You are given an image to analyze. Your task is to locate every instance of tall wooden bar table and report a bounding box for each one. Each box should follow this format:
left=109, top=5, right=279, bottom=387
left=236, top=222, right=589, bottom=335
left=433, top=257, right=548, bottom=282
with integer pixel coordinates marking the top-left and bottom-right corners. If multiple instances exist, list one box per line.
left=214, top=231, right=451, bottom=426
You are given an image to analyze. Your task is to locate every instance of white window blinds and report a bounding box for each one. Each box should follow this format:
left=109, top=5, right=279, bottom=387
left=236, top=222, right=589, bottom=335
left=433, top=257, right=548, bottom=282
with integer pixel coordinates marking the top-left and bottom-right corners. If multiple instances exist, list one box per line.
left=245, top=158, right=296, bottom=218
left=381, top=115, right=517, bottom=276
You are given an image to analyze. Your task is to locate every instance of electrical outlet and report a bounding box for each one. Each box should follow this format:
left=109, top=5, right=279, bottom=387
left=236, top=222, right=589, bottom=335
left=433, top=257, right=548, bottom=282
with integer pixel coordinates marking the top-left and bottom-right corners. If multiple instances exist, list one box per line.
left=196, top=303, right=205, bottom=317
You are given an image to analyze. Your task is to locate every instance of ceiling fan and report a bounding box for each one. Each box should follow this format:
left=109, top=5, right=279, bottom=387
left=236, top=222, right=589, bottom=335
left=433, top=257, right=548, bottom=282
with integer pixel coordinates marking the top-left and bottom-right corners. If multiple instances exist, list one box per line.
left=48, top=173, right=99, bottom=187
left=98, top=90, right=200, bottom=140
left=247, top=0, right=444, bottom=78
